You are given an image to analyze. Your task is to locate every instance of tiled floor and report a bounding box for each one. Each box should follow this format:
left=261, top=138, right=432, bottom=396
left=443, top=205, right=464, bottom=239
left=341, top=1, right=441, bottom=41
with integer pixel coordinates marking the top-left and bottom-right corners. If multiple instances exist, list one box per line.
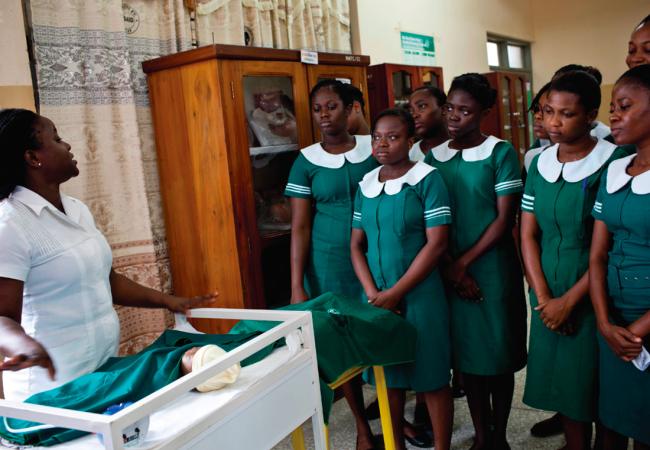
left=274, top=368, right=566, bottom=449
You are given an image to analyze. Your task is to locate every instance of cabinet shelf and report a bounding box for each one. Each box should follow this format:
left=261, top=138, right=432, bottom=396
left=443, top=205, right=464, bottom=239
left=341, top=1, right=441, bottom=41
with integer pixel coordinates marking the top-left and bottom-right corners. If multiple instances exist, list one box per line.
left=249, top=144, right=299, bottom=156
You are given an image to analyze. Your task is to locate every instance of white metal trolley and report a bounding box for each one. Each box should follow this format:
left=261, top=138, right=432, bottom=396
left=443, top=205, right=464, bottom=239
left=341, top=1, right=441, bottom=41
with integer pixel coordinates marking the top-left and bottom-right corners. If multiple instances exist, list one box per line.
left=0, top=308, right=326, bottom=450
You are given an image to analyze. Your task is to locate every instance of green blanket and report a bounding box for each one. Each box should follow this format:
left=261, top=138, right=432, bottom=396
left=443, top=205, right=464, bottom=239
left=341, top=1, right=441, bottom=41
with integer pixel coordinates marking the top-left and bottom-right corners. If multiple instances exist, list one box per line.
left=0, top=330, right=267, bottom=446
left=230, top=292, right=418, bottom=420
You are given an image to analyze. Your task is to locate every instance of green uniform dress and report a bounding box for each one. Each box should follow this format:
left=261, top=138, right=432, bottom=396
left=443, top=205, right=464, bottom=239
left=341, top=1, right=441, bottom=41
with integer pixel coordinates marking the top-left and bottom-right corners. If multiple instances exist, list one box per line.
left=425, top=136, right=527, bottom=375
left=285, top=135, right=378, bottom=299
left=0, top=330, right=265, bottom=447
left=230, top=292, right=418, bottom=420
left=521, top=140, right=626, bottom=422
left=352, top=161, right=452, bottom=391
left=592, top=154, right=650, bottom=444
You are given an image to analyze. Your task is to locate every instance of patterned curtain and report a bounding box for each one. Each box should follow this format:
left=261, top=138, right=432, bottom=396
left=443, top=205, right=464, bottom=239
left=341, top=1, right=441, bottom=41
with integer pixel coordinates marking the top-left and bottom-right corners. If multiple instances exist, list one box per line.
left=196, top=0, right=351, bottom=52
left=25, top=0, right=351, bottom=355
left=26, top=0, right=199, bottom=354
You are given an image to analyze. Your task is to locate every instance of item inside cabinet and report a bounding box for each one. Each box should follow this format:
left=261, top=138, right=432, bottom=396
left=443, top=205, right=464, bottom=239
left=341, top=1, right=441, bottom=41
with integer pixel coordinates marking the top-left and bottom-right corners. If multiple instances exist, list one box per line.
left=244, top=76, right=298, bottom=150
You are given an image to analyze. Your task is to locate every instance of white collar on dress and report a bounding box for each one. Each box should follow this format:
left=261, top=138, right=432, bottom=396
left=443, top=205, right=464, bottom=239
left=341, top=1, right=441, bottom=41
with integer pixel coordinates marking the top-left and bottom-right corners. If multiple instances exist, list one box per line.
left=537, top=139, right=617, bottom=183
left=590, top=121, right=611, bottom=139
left=301, top=134, right=372, bottom=168
left=606, top=153, right=650, bottom=194
left=409, top=140, right=426, bottom=162
left=359, top=161, right=434, bottom=198
left=10, top=186, right=81, bottom=222
left=524, top=146, right=546, bottom=172
left=429, top=135, right=503, bottom=163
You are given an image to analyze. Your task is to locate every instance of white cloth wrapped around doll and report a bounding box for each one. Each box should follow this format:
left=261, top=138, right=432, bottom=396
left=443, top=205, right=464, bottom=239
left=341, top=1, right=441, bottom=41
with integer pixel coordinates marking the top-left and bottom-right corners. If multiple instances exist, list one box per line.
left=182, top=345, right=241, bottom=392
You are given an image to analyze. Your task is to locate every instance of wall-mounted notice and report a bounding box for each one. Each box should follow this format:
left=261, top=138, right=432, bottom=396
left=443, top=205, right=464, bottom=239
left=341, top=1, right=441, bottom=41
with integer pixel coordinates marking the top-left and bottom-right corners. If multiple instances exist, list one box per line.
left=400, top=31, right=436, bottom=66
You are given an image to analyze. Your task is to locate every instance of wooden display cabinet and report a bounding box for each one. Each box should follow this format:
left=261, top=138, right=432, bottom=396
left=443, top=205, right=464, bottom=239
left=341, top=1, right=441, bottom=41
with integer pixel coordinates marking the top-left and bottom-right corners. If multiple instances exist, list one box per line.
left=366, top=63, right=444, bottom=123
left=142, top=45, right=369, bottom=332
left=481, top=71, right=531, bottom=163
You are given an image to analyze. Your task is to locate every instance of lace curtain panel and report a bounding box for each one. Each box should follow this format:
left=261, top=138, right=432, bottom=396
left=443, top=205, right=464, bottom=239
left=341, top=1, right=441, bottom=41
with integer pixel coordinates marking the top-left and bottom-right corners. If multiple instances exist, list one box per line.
left=25, top=0, right=350, bottom=355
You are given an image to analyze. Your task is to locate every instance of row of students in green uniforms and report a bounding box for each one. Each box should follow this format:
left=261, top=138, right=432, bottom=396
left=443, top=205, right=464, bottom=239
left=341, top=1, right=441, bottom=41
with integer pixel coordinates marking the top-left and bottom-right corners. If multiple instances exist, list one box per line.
left=518, top=16, right=650, bottom=449
left=521, top=65, right=650, bottom=450
left=284, top=64, right=650, bottom=450
left=285, top=74, right=527, bottom=449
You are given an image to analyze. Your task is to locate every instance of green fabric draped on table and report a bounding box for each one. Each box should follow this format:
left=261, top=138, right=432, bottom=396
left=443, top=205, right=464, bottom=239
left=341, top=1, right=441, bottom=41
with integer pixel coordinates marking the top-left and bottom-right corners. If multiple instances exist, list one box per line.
left=0, top=330, right=266, bottom=447
left=229, top=292, right=418, bottom=421
left=1, top=293, right=416, bottom=446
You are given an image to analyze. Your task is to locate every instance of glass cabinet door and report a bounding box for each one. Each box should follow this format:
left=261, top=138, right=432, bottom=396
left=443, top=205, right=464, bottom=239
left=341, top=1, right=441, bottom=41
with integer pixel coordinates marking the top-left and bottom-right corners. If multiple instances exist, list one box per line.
left=499, top=75, right=513, bottom=144
left=512, top=75, right=529, bottom=158
left=242, top=75, right=301, bottom=238
left=392, top=70, right=414, bottom=107
left=419, top=67, right=444, bottom=90
left=222, top=61, right=311, bottom=240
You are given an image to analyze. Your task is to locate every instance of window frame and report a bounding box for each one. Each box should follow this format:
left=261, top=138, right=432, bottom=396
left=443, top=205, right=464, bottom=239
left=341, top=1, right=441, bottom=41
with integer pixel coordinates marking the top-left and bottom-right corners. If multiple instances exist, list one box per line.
left=486, top=34, right=532, bottom=74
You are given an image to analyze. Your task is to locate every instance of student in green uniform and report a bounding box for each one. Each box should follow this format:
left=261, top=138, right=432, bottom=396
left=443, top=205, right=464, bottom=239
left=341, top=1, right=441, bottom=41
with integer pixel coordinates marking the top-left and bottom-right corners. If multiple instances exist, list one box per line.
left=552, top=65, right=616, bottom=143
left=285, top=78, right=378, bottom=449
left=626, top=14, right=650, bottom=69
left=424, top=73, right=526, bottom=450
left=408, top=84, right=466, bottom=430
left=346, top=84, right=371, bottom=136
left=590, top=65, right=650, bottom=450
left=350, top=108, right=453, bottom=450
left=520, top=70, right=628, bottom=450
left=408, top=86, right=449, bottom=162
left=524, top=82, right=552, bottom=173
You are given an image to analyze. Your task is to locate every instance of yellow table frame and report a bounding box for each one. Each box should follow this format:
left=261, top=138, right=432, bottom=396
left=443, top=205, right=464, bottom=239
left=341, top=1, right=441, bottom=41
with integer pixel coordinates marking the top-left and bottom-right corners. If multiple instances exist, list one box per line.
left=291, top=366, right=395, bottom=450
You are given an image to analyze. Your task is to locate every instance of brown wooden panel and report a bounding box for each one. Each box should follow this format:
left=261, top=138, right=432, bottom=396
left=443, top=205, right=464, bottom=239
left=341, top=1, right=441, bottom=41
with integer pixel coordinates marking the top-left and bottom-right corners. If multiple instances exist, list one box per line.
left=367, top=63, right=422, bottom=123
left=147, top=60, right=243, bottom=333
left=143, top=44, right=370, bottom=74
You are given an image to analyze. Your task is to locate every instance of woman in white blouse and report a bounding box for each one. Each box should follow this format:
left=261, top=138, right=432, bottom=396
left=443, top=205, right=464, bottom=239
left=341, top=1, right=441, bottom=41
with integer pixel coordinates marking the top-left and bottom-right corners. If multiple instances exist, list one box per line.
left=0, top=109, right=217, bottom=401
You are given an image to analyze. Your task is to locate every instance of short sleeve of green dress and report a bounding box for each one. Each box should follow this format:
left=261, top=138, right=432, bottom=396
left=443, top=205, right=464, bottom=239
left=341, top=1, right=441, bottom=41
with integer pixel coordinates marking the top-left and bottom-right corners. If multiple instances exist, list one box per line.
left=285, top=135, right=379, bottom=300
left=590, top=154, right=650, bottom=444
left=521, top=140, right=628, bottom=422
left=355, top=161, right=452, bottom=391
left=426, top=136, right=527, bottom=376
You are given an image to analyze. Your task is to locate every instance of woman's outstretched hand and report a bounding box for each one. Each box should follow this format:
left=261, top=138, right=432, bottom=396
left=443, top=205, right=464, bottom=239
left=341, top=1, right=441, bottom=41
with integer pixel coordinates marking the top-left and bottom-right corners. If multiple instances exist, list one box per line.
left=0, top=338, right=56, bottom=380
left=164, top=291, right=219, bottom=315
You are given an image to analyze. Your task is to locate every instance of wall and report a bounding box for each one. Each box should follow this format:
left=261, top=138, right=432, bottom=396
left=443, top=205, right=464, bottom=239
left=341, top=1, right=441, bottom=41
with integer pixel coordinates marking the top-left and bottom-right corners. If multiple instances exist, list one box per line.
left=351, top=0, right=646, bottom=124
left=0, top=0, right=35, bottom=111
left=351, top=0, right=535, bottom=90
left=531, top=0, right=646, bottom=123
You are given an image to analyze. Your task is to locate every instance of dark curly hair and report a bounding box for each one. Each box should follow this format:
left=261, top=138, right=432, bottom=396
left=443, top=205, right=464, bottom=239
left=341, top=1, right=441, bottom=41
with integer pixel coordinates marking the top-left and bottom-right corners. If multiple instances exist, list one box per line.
left=553, top=64, right=602, bottom=85
left=616, top=64, right=650, bottom=92
left=0, top=109, right=40, bottom=200
left=529, top=82, right=551, bottom=113
left=372, top=108, right=416, bottom=138
left=309, top=79, right=354, bottom=108
left=345, top=83, right=365, bottom=110
left=449, top=73, right=497, bottom=110
left=548, top=70, right=601, bottom=112
left=411, top=86, right=447, bottom=108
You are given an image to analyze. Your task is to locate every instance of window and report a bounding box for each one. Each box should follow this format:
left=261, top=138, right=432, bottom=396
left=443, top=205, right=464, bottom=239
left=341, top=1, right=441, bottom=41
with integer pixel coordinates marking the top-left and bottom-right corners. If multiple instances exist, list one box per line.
left=507, top=45, right=524, bottom=69
left=486, top=35, right=531, bottom=72
left=486, top=42, right=500, bottom=67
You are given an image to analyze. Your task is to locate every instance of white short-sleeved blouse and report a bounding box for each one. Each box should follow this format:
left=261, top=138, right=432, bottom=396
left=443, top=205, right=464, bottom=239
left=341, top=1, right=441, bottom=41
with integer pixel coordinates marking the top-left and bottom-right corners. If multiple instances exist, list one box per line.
left=0, top=186, right=119, bottom=401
